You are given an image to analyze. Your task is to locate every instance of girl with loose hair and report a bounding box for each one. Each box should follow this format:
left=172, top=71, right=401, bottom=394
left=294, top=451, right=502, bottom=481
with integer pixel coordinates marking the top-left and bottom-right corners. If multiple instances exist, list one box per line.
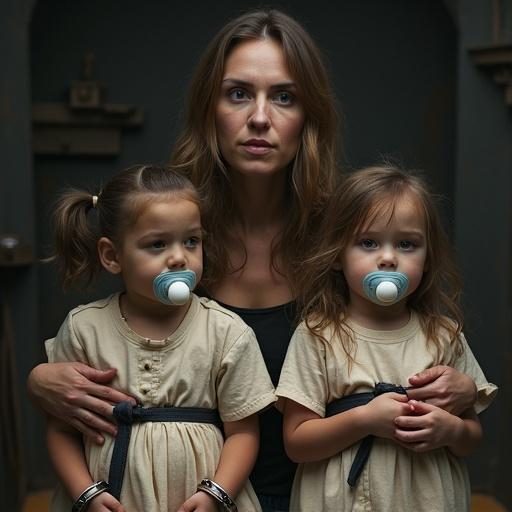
left=29, top=10, right=479, bottom=511
left=277, top=165, right=497, bottom=511
left=45, top=164, right=274, bottom=512
left=297, top=163, right=465, bottom=364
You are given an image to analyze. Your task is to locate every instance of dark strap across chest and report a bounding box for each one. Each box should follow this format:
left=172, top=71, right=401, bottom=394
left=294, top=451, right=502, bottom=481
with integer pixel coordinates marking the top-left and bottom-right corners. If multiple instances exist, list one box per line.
left=325, top=382, right=408, bottom=487
left=108, top=401, right=222, bottom=500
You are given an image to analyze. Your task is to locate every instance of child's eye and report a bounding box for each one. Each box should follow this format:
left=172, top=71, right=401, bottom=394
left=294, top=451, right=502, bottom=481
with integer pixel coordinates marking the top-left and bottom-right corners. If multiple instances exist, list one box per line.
left=360, top=239, right=377, bottom=249
left=272, top=91, right=294, bottom=105
left=150, top=240, right=166, bottom=250
left=229, top=88, right=250, bottom=102
left=398, top=240, right=415, bottom=251
left=184, top=237, right=201, bottom=249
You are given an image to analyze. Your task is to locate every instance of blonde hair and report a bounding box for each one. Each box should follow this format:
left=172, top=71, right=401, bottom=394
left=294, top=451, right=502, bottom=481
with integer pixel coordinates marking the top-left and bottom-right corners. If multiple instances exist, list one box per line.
left=297, top=164, right=464, bottom=364
left=49, top=165, right=199, bottom=289
left=169, top=9, right=340, bottom=291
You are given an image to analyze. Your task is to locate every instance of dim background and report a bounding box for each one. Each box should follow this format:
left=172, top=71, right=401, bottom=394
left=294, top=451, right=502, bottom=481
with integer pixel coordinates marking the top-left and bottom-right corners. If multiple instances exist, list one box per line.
left=1, top=0, right=511, bottom=510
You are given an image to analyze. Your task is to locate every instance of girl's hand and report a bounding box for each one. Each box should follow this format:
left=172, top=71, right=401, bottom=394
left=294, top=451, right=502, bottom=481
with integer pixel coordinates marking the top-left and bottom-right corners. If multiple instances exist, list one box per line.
left=28, top=362, right=136, bottom=444
left=406, top=365, right=477, bottom=415
left=393, top=399, right=460, bottom=452
left=87, top=492, right=125, bottom=512
left=177, top=491, right=218, bottom=512
left=364, top=392, right=412, bottom=439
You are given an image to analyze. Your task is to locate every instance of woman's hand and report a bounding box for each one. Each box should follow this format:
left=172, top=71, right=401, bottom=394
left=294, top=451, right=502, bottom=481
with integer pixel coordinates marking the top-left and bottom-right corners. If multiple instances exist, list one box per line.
left=406, top=365, right=477, bottom=415
left=28, top=362, right=136, bottom=444
left=177, top=491, right=218, bottom=512
left=87, top=492, right=125, bottom=512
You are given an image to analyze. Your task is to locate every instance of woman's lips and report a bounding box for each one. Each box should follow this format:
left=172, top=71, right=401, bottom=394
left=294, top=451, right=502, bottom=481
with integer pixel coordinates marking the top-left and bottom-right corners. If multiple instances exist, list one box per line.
left=241, top=139, right=274, bottom=155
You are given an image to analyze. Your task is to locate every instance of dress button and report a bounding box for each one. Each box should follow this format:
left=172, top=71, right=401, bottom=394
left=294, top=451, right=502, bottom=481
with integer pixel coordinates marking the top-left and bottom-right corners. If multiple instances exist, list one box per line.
left=142, top=359, right=152, bottom=371
left=140, top=383, right=151, bottom=394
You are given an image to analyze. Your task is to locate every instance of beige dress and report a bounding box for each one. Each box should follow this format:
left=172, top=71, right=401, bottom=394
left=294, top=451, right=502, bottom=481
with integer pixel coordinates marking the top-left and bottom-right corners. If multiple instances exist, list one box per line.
left=46, top=293, right=275, bottom=512
left=276, top=312, right=497, bottom=512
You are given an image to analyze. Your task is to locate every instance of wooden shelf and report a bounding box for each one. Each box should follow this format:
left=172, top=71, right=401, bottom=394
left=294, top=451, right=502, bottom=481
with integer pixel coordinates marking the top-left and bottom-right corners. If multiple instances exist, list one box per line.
left=470, top=43, right=512, bottom=106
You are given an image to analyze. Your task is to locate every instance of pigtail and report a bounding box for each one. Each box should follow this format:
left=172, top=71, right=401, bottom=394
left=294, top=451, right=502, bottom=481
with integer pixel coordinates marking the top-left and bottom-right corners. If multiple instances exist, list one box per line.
left=48, top=188, right=101, bottom=290
left=47, top=165, right=199, bottom=292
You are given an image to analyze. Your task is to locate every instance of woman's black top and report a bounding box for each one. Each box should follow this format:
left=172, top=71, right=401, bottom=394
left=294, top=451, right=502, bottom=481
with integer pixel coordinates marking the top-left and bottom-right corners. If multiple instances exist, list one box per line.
left=216, top=300, right=297, bottom=498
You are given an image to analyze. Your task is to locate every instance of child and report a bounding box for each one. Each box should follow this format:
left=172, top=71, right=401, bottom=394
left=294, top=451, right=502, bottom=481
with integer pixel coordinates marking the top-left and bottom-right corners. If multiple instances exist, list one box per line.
left=276, top=165, right=497, bottom=511
left=45, top=165, right=275, bottom=512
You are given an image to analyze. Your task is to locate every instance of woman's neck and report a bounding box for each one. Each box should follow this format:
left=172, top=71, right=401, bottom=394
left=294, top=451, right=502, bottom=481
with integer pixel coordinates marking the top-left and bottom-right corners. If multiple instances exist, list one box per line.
left=230, top=169, right=288, bottom=232
left=208, top=168, right=293, bottom=308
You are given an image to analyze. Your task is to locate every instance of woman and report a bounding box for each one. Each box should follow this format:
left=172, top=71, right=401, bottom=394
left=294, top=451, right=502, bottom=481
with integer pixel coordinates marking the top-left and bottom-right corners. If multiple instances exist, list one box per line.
left=29, top=9, right=477, bottom=512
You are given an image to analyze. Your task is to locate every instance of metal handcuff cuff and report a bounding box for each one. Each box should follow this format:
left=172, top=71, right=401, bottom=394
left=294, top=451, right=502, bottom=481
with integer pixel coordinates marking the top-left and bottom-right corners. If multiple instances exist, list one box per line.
left=197, top=478, right=238, bottom=512
left=71, top=481, right=109, bottom=512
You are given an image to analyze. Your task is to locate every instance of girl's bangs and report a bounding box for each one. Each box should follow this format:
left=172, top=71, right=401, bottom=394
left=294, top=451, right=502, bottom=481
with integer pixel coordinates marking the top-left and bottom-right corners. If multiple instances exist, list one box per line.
left=353, top=194, right=398, bottom=235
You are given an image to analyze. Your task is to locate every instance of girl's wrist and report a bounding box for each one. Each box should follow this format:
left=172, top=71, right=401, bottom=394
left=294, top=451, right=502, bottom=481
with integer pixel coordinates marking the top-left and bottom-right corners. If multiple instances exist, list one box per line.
left=70, top=477, right=95, bottom=502
left=448, top=415, right=464, bottom=445
left=71, top=481, right=109, bottom=512
left=197, top=478, right=238, bottom=512
left=358, top=403, right=376, bottom=437
left=194, top=489, right=219, bottom=509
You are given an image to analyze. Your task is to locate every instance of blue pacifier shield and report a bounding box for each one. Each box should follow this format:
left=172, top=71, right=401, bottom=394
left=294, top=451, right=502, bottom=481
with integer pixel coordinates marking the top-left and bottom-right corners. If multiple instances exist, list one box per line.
left=362, top=271, right=409, bottom=305
left=153, top=270, right=196, bottom=305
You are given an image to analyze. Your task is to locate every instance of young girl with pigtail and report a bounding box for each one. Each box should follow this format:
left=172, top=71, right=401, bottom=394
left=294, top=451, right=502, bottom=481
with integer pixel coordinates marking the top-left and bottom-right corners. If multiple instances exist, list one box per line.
left=276, top=164, right=497, bottom=512
left=45, top=164, right=274, bottom=512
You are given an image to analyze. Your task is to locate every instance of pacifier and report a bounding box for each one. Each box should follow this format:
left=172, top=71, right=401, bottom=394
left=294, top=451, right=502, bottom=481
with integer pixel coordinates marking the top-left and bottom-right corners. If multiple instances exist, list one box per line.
left=153, top=270, right=196, bottom=306
left=362, top=271, right=409, bottom=305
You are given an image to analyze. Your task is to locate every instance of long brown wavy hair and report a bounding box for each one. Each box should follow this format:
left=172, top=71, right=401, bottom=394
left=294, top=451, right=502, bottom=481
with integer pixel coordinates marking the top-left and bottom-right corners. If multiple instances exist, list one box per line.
left=297, top=164, right=464, bottom=365
left=48, top=165, right=199, bottom=289
left=169, top=9, right=341, bottom=292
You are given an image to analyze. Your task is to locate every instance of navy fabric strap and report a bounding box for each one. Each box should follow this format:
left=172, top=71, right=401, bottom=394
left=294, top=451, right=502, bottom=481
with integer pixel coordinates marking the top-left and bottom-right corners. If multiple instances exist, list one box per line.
left=325, top=382, right=408, bottom=487
left=108, top=401, right=222, bottom=500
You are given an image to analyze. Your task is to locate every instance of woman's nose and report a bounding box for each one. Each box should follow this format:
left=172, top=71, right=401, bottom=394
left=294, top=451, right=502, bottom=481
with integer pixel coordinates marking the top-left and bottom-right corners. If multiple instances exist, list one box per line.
left=248, top=98, right=271, bottom=130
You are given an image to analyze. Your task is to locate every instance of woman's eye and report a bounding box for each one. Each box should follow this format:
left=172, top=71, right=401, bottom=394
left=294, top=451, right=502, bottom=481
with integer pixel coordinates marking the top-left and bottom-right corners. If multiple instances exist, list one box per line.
left=229, top=88, right=249, bottom=101
left=360, top=239, right=377, bottom=249
left=273, top=91, right=293, bottom=105
left=398, top=240, right=415, bottom=251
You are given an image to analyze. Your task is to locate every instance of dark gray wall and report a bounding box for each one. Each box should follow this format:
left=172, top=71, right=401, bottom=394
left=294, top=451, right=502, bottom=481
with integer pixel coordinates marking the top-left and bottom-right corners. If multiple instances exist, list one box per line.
left=454, top=1, right=512, bottom=507
left=3, top=0, right=510, bottom=509
left=1, top=1, right=38, bottom=510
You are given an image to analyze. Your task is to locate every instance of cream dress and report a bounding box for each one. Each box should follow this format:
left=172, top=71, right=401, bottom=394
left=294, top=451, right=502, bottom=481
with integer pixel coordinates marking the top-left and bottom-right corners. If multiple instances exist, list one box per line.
left=46, top=293, right=275, bottom=512
left=276, top=312, right=497, bottom=512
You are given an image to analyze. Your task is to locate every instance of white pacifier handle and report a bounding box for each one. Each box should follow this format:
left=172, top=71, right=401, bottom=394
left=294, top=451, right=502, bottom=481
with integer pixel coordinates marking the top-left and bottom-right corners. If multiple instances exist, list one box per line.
left=167, top=281, right=190, bottom=305
left=362, top=271, right=409, bottom=306
left=375, top=281, right=399, bottom=303
left=153, top=270, right=196, bottom=305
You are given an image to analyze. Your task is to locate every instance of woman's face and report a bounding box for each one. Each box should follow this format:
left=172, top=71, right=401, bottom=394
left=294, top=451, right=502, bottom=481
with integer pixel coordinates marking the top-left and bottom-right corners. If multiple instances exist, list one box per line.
left=215, top=38, right=305, bottom=178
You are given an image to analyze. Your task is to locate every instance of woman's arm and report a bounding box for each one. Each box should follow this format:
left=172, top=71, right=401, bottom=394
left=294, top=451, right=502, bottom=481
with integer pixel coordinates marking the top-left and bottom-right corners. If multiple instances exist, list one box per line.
left=406, top=365, right=477, bottom=415
left=46, top=418, right=124, bottom=511
left=177, top=414, right=260, bottom=512
left=29, top=362, right=136, bottom=444
left=394, top=400, right=482, bottom=456
left=282, top=393, right=412, bottom=463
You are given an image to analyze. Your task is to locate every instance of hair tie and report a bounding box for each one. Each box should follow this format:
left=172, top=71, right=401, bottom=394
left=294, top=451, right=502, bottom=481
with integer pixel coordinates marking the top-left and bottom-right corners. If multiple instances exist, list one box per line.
left=92, top=195, right=98, bottom=208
